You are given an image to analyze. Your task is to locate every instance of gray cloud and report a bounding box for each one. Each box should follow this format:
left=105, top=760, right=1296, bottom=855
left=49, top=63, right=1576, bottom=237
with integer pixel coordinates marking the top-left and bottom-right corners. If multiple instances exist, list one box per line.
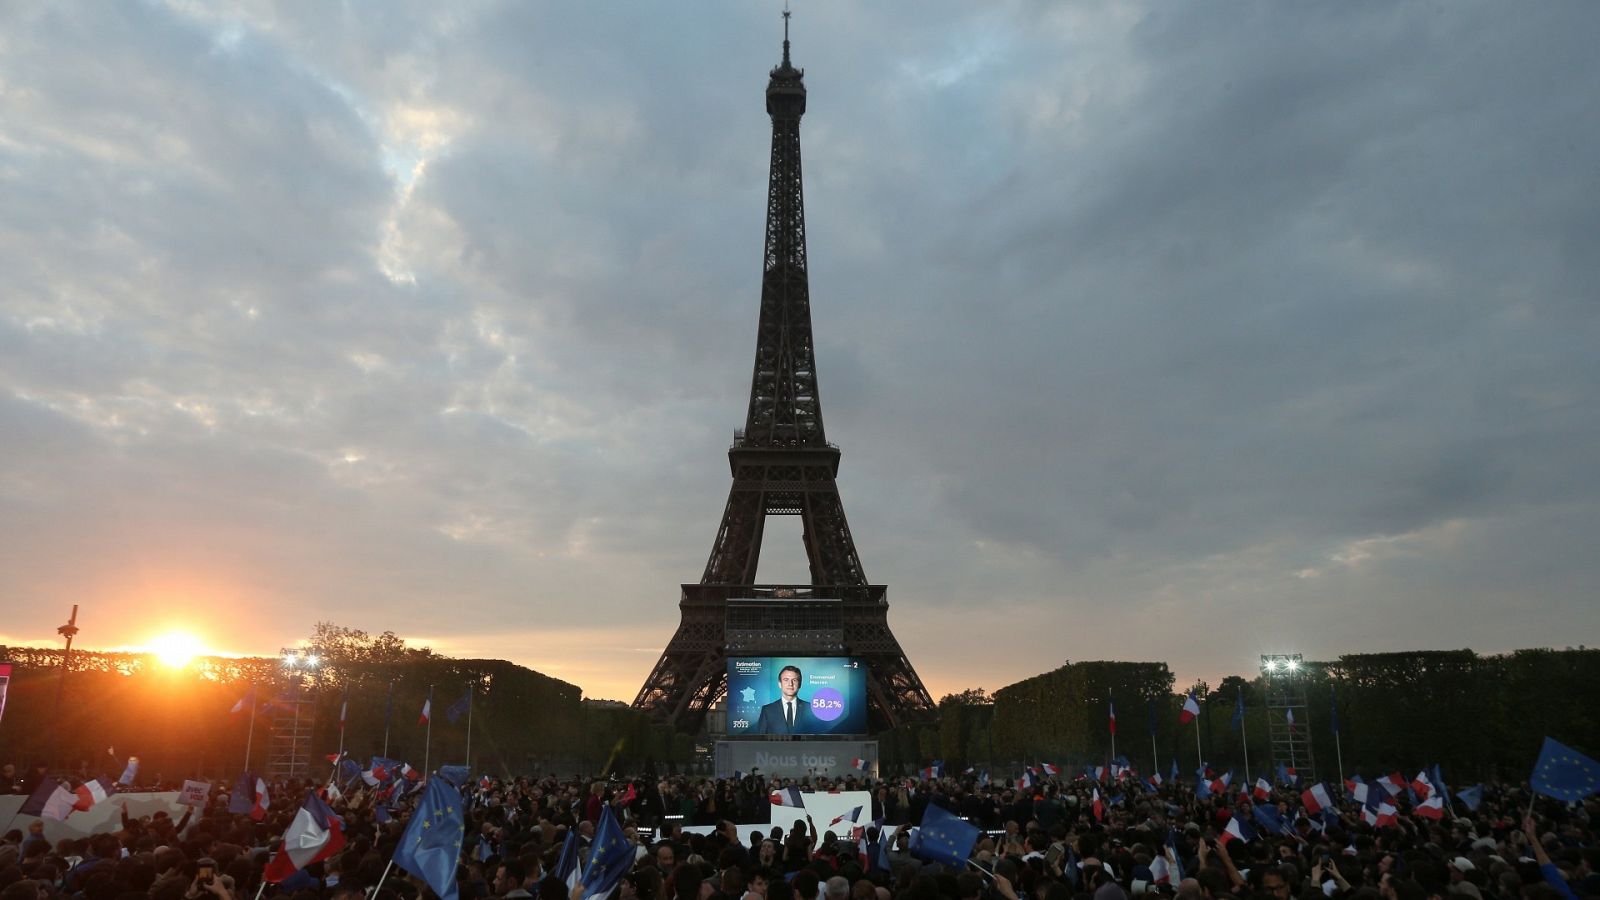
left=2, top=0, right=1597, bottom=700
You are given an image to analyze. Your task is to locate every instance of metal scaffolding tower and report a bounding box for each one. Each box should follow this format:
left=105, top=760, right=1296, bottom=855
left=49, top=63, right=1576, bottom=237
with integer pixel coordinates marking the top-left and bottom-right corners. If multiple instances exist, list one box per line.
left=1261, top=653, right=1315, bottom=780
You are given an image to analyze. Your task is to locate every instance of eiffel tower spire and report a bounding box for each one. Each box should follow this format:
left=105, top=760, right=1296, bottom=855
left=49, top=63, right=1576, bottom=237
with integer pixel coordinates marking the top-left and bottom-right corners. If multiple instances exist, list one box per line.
left=744, top=6, right=820, bottom=449
left=633, top=16, right=934, bottom=736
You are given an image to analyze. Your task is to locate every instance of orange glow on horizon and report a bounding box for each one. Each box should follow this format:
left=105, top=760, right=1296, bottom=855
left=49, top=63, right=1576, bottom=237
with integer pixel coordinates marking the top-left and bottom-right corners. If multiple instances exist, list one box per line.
left=144, top=630, right=209, bottom=669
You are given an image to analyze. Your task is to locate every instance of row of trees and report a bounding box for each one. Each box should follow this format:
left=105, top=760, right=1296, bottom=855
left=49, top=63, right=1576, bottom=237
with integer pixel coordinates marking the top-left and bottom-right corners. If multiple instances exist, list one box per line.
left=0, top=623, right=689, bottom=780
left=4, top=633, right=1593, bottom=783
left=874, top=649, right=1600, bottom=781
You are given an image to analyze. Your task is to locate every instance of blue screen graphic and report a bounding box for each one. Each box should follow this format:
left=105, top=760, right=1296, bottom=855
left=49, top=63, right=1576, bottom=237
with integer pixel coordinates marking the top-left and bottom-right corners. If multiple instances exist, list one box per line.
left=726, top=657, right=868, bottom=736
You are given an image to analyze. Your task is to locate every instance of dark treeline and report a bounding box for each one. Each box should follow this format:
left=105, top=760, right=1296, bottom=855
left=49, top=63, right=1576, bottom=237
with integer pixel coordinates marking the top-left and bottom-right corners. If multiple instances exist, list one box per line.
left=3, top=632, right=1594, bottom=780
left=0, top=623, right=694, bottom=780
left=876, top=648, right=1600, bottom=778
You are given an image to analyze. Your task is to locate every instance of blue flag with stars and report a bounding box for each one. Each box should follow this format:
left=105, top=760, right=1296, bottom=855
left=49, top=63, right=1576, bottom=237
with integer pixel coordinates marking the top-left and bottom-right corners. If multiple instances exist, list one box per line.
left=911, top=802, right=980, bottom=868
left=1530, top=737, right=1600, bottom=802
left=579, top=805, right=635, bottom=899
left=393, top=776, right=465, bottom=900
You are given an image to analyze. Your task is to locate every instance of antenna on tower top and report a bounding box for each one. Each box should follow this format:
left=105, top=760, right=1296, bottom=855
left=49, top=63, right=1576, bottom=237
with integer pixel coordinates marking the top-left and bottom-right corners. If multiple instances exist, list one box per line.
left=782, top=6, right=792, bottom=67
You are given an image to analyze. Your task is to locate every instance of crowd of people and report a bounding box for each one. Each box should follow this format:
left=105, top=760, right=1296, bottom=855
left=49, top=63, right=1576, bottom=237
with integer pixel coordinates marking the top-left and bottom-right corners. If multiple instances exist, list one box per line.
left=1, top=765, right=1596, bottom=900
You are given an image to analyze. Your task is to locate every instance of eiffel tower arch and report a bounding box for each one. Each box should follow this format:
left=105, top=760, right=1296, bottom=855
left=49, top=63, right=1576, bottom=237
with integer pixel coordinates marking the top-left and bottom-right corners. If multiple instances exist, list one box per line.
left=633, top=16, right=935, bottom=734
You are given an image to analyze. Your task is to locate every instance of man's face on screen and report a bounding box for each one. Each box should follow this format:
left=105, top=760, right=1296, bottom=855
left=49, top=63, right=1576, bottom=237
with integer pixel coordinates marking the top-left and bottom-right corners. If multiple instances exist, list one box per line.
left=779, top=669, right=801, bottom=700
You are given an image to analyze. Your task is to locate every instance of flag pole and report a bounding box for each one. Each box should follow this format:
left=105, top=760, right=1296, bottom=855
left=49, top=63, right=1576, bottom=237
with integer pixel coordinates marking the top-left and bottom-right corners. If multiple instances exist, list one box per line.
left=423, top=684, right=434, bottom=774
left=1108, top=698, right=1116, bottom=763
left=464, top=680, right=474, bottom=770
left=1194, top=713, right=1203, bottom=775
left=245, top=684, right=257, bottom=772
left=336, top=682, right=348, bottom=760
left=1331, top=685, right=1345, bottom=790
left=382, top=680, right=394, bottom=758
left=372, top=859, right=396, bottom=897
left=1148, top=700, right=1159, bottom=779
left=1239, top=689, right=1251, bottom=786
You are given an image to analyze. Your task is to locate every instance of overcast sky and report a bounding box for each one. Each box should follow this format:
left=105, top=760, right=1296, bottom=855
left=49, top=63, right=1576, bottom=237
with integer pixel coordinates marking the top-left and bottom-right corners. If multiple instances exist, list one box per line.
left=3, top=1, right=1598, bottom=702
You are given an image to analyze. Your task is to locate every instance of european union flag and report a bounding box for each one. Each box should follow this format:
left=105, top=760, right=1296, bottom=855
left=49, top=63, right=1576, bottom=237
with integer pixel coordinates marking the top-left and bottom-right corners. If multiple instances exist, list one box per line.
left=446, top=689, right=471, bottom=724
left=437, top=765, right=471, bottom=788
left=911, top=803, right=979, bottom=868
left=554, top=830, right=580, bottom=886
left=1252, top=803, right=1293, bottom=837
left=1230, top=690, right=1245, bottom=732
left=1456, top=784, right=1483, bottom=812
left=1530, top=737, right=1600, bottom=802
left=228, top=772, right=258, bottom=815
left=578, top=805, right=635, bottom=899
left=393, top=777, right=465, bottom=900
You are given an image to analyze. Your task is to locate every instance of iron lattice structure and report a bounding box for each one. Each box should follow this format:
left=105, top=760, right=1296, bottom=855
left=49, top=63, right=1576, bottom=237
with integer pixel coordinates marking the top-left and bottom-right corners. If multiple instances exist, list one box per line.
left=1261, top=653, right=1316, bottom=779
left=634, top=21, right=935, bottom=733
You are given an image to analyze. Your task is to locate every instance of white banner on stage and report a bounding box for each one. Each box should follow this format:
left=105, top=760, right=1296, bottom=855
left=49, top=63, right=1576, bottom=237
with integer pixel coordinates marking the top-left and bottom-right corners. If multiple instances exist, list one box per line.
left=0, top=791, right=185, bottom=844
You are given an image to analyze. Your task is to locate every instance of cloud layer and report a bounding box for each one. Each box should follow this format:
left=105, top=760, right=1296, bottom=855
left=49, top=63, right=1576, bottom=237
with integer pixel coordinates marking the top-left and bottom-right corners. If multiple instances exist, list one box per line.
left=3, top=1, right=1597, bottom=700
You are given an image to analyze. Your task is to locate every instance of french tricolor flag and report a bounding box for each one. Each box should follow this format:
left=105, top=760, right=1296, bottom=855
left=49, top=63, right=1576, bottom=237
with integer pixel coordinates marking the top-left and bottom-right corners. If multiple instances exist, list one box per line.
left=851, top=758, right=868, bottom=772
left=1410, top=770, right=1434, bottom=800
left=73, top=777, right=114, bottom=812
left=1179, top=693, right=1201, bottom=725
left=1091, top=788, right=1104, bottom=822
left=920, top=762, right=943, bottom=780
left=1253, top=778, right=1272, bottom=801
left=1209, top=770, right=1233, bottom=795
left=1379, top=772, right=1406, bottom=796
left=251, top=776, right=270, bottom=822
left=1041, top=762, right=1060, bottom=776
left=1221, top=813, right=1255, bottom=845
left=418, top=697, right=431, bottom=726
left=830, top=806, right=863, bottom=827
left=1415, top=796, right=1446, bottom=820
left=1150, top=854, right=1172, bottom=886
left=1300, top=782, right=1333, bottom=816
left=262, top=791, right=346, bottom=883
left=770, top=786, right=804, bottom=807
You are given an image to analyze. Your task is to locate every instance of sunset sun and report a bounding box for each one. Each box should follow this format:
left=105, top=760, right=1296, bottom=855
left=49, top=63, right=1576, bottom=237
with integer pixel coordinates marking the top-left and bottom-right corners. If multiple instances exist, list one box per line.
left=147, top=631, right=206, bottom=669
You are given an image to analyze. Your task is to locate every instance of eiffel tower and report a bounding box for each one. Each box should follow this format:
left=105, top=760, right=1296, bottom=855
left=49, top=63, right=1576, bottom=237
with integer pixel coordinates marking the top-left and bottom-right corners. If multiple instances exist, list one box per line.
left=633, top=15, right=935, bottom=733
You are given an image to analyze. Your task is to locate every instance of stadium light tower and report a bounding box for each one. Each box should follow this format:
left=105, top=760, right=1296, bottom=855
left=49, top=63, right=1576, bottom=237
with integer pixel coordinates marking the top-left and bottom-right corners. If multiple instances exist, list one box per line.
left=1260, top=653, right=1315, bottom=780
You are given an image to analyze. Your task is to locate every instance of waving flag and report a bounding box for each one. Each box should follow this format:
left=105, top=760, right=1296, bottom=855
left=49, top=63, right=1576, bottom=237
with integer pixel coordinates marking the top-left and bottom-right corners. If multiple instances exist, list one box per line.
left=1108, top=700, right=1117, bottom=735
left=1410, top=770, right=1434, bottom=800
left=393, top=777, right=465, bottom=900
left=1415, top=796, right=1446, bottom=820
left=1253, top=778, right=1272, bottom=801
left=1150, top=853, right=1172, bottom=886
left=830, top=806, right=864, bottom=827
left=1252, top=803, right=1293, bottom=837
left=1195, top=774, right=1212, bottom=800
left=1456, top=784, right=1483, bottom=812
left=1221, top=813, right=1256, bottom=845
left=263, top=791, right=346, bottom=882
left=1092, top=788, right=1105, bottom=822
left=770, top=786, right=804, bottom=807
left=911, top=803, right=980, bottom=868
left=117, top=756, right=140, bottom=787
left=251, top=776, right=270, bottom=821
left=1041, top=762, right=1060, bottom=776
left=1179, top=693, right=1201, bottom=725
left=22, top=779, right=78, bottom=821
left=1209, top=770, right=1233, bottom=795
left=1277, top=762, right=1297, bottom=786
left=1379, top=772, right=1406, bottom=796
left=446, top=688, right=471, bottom=724
left=851, top=758, right=869, bottom=772
left=1530, top=738, right=1600, bottom=802
left=1019, top=770, right=1037, bottom=790
left=418, top=693, right=432, bottom=726
left=554, top=830, right=581, bottom=889
left=1301, top=783, right=1333, bottom=815
left=920, top=761, right=944, bottom=780
left=1165, top=829, right=1185, bottom=880
left=73, top=777, right=115, bottom=812
left=577, top=805, right=634, bottom=900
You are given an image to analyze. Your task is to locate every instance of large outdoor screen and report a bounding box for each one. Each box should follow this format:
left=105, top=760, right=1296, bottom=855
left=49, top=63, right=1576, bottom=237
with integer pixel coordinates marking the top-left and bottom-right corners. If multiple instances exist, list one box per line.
left=726, top=657, right=868, bottom=736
